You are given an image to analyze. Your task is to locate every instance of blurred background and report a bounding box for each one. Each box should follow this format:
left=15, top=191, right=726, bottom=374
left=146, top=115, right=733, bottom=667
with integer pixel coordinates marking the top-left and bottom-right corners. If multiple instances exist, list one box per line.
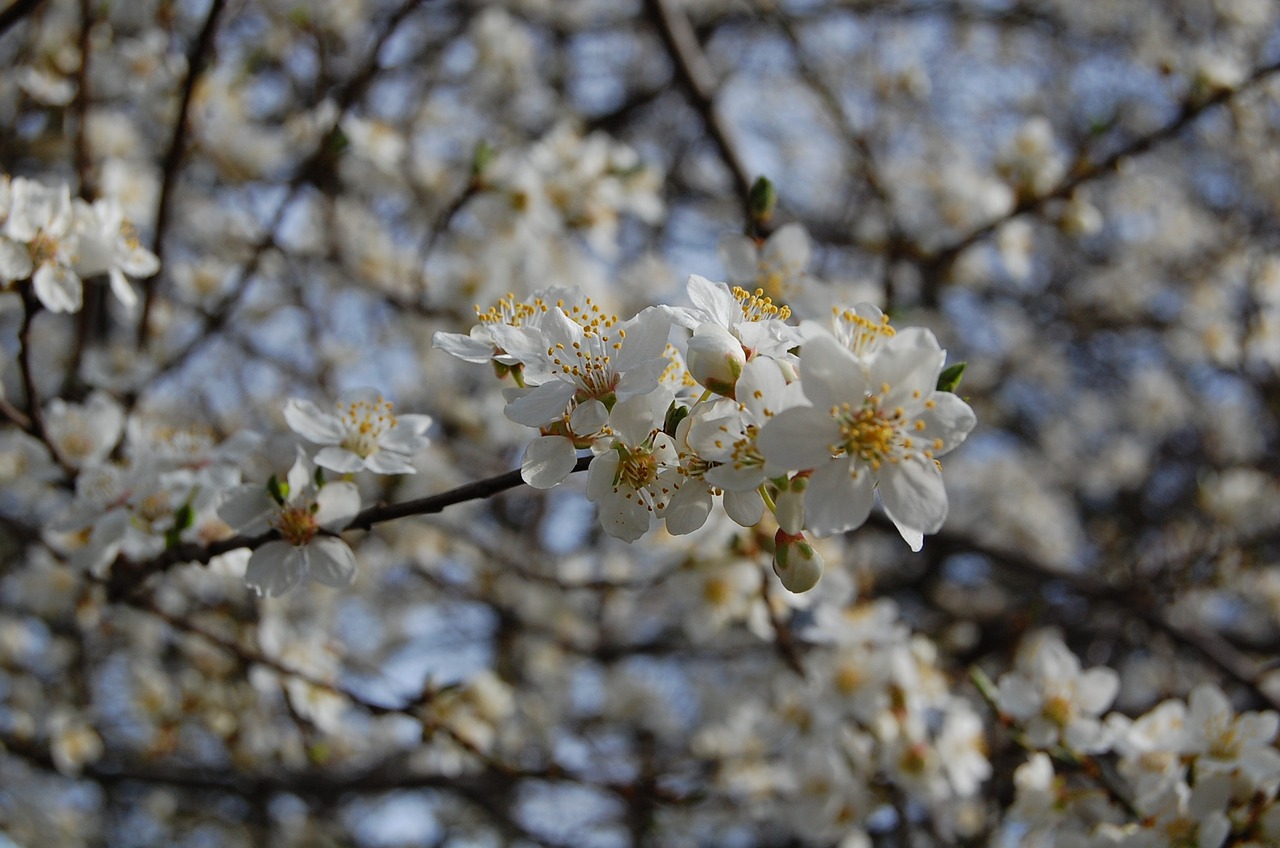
left=1, top=0, right=1279, bottom=845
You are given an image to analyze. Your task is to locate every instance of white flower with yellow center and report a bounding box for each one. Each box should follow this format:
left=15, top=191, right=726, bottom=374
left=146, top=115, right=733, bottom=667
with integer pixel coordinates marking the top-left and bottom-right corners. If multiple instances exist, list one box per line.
left=492, top=296, right=672, bottom=426
left=586, top=390, right=683, bottom=542
left=284, top=387, right=432, bottom=475
left=668, top=275, right=800, bottom=388
left=218, top=452, right=361, bottom=597
left=756, top=329, right=974, bottom=548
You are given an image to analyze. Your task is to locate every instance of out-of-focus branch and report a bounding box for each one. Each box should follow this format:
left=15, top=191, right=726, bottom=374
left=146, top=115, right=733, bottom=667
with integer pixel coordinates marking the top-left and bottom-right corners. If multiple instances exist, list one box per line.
left=0, top=0, right=43, bottom=39
left=138, top=0, right=429, bottom=388
left=16, top=288, right=72, bottom=473
left=643, top=0, right=754, bottom=222
left=912, top=519, right=1280, bottom=711
left=139, top=0, right=228, bottom=346
left=916, top=54, right=1280, bottom=305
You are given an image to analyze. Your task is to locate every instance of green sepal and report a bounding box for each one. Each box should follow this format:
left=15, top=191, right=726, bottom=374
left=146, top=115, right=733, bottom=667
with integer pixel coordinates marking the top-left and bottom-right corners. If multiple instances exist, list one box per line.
left=267, top=474, right=288, bottom=505
left=936, top=362, right=966, bottom=393
left=663, top=402, right=689, bottom=437
left=164, top=503, right=195, bottom=549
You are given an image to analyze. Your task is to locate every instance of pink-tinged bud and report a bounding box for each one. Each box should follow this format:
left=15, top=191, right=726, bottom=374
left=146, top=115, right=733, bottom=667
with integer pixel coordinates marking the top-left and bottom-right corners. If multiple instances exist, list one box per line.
left=773, top=529, right=824, bottom=593
left=686, top=323, right=746, bottom=397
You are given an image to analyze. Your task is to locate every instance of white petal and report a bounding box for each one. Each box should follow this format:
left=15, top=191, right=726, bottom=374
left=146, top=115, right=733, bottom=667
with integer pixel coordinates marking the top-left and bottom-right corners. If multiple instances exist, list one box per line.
left=521, top=435, right=579, bottom=489
left=432, top=329, right=498, bottom=364
left=764, top=223, right=811, bottom=270
left=306, top=537, right=358, bottom=588
left=596, top=490, right=653, bottom=542
left=686, top=274, right=736, bottom=326
left=108, top=268, right=138, bottom=310
left=286, top=453, right=313, bottom=494
left=874, top=328, right=946, bottom=410
left=503, top=381, right=576, bottom=427
left=217, top=485, right=276, bottom=533
left=33, top=263, right=82, bottom=312
left=0, top=239, right=33, bottom=280
left=879, top=457, right=948, bottom=536
left=569, top=399, right=608, bottom=435
left=283, top=399, right=345, bottom=444
left=1076, top=667, right=1120, bottom=715
left=314, top=481, right=361, bottom=529
left=245, top=541, right=305, bottom=597
left=917, top=392, right=977, bottom=456
left=614, top=357, right=668, bottom=402
left=806, top=460, right=874, bottom=536
left=664, top=483, right=712, bottom=535
left=364, top=450, right=417, bottom=475
left=798, top=332, right=868, bottom=411
left=617, top=306, right=672, bottom=369
left=314, top=446, right=367, bottom=473
left=723, top=488, right=765, bottom=527
left=756, top=406, right=840, bottom=471
left=586, top=450, right=620, bottom=503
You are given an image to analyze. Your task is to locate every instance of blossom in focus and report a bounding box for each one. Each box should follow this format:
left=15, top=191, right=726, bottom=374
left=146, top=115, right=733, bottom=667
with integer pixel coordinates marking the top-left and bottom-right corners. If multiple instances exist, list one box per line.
left=667, top=274, right=800, bottom=368
left=218, top=452, right=361, bottom=596
left=756, top=328, right=975, bottom=548
left=284, top=387, right=432, bottom=475
left=586, top=390, right=683, bottom=542
left=490, top=296, right=672, bottom=428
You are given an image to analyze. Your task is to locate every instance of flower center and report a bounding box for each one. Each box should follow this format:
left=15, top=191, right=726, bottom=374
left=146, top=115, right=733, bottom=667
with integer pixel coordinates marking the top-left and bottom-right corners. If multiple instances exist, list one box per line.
left=272, top=503, right=319, bottom=546
left=732, top=285, right=790, bottom=322
left=338, top=397, right=397, bottom=457
left=835, top=397, right=901, bottom=469
left=28, top=231, right=59, bottom=267
left=832, top=307, right=896, bottom=358
left=617, top=447, right=659, bottom=490
left=475, top=292, right=548, bottom=327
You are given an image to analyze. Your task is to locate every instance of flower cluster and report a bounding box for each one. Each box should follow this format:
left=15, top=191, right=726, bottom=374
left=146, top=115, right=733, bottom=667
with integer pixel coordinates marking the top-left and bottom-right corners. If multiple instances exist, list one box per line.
left=0, top=175, right=159, bottom=312
left=993, top=631, right=1280, bottom=847
left=435, top=273, right=975, bottom=590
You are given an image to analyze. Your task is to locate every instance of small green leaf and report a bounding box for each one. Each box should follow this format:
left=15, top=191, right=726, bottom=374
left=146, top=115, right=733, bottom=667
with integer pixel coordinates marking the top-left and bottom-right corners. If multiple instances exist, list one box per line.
left=749, top=176, right=776, bottom=226
left=936, top=362, right=966, bottom=393
left=663, top=402, right=689, bottom=437
left=471, top=140, right=496, bottom=179
left=267, top=474, right=288, bottom=505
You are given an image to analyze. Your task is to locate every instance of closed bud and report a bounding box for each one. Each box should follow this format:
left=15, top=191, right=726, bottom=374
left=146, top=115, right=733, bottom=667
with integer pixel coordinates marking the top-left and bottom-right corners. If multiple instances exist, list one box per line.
left=686, top=323, right=746, bottom=397
left=773, top=528, right=824, bottom=593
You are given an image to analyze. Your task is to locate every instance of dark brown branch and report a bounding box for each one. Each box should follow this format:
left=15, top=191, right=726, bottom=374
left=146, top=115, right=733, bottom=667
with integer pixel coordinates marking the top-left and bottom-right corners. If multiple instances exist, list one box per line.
left=0, top=0, right=43, bottom=39
left=643, top=0, right=754, bottom=221
left=139, top=0, right=228, bottom=346
left=909, top=519, right=1280, bottom=711
left=137, top=0, right=430, bottom=394
left=103, top=455, right=592, bottom=598
left=916, top=53, right=1280, bottom=305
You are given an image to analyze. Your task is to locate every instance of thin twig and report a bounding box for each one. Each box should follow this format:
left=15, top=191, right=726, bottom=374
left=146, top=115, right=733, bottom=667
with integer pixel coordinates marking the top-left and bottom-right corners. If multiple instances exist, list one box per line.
left=643, top=0, right=754, bottom=221
left=139, top=0, right=228, bottom=346
left=0, top=0, right=43, bottom=40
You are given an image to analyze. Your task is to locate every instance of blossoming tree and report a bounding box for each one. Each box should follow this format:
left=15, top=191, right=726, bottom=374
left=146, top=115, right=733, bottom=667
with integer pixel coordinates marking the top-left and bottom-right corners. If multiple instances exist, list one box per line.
left=1, top=0, right=1279, bottom=845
